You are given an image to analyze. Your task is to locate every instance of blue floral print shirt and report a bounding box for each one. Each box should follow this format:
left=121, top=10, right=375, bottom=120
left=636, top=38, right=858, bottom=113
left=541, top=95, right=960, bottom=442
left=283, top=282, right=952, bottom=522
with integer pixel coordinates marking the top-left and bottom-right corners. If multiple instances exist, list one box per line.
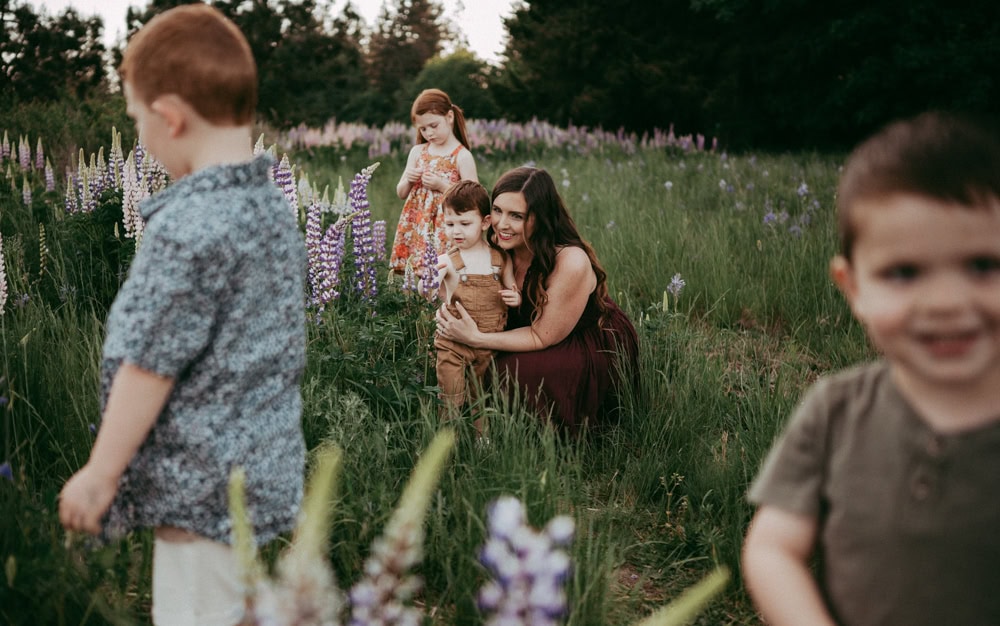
left=100, top=155, right=307, bottom=544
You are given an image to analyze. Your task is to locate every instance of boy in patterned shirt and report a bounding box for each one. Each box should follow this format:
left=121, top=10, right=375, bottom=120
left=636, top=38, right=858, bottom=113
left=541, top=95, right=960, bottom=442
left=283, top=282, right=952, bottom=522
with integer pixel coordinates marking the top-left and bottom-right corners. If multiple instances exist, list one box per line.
left=58, top=5, right=307, bottom=624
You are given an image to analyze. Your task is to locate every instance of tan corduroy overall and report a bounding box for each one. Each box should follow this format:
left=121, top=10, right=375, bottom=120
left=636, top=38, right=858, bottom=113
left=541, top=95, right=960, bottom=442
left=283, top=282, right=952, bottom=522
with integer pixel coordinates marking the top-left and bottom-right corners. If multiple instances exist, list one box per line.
left=434, top=246, right=508, bottom=413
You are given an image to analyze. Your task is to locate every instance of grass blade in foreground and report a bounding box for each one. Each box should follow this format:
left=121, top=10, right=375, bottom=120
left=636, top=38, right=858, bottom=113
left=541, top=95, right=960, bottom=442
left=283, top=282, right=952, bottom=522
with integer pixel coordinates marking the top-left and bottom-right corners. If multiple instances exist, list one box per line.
left=633, top=567, right=730, bottom=626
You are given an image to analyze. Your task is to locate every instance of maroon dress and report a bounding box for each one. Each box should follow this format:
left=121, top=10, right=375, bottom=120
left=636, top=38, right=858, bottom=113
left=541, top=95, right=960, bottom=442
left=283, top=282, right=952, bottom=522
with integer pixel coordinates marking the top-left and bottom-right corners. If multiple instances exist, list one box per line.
left=493, top=274, right=639, bottom=433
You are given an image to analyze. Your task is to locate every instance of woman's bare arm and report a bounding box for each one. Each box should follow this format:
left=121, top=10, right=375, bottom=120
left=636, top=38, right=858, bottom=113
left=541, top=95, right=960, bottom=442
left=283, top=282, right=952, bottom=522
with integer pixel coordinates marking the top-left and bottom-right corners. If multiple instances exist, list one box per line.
left=438, top=247, right=595, bottom=351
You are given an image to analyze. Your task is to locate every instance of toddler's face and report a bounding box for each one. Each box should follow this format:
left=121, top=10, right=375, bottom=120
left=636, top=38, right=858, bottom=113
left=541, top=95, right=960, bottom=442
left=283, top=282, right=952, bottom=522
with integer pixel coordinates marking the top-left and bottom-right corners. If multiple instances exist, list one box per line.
left=832, top=193, right=1000, bottom=391
left=442, top=207, right=488, bottom=250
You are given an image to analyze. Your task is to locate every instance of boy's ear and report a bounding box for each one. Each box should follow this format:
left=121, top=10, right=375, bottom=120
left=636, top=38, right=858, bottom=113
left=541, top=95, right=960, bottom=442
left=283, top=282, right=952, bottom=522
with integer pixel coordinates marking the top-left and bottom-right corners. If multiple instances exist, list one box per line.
left=482, top=214, right=492, bottom=231
left=830, top=255, right=858, bottom=305
left=150, top=95, right=188, bottom=138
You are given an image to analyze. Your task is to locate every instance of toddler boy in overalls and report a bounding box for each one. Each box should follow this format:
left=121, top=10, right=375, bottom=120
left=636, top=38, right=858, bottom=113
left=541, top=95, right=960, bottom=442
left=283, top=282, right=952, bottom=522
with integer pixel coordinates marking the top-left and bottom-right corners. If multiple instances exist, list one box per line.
left=434, top=181, right=520, bottom=424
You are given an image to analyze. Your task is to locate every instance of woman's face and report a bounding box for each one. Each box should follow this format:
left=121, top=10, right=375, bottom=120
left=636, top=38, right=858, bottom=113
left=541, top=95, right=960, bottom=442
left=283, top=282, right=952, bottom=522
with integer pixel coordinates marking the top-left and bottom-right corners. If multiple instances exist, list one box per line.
left=491, top=191, right=533, bottom=251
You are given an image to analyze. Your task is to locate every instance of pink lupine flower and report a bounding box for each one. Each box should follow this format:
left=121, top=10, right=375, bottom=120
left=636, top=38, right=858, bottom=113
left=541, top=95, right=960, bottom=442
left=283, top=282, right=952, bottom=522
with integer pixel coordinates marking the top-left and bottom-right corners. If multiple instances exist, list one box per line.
left=35, top=137, right=44, bottom=170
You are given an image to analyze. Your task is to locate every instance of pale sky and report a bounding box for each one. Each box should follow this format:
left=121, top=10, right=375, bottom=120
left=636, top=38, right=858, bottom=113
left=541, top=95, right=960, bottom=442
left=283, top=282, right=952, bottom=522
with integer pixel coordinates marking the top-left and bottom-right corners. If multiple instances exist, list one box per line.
left=28, top=0, right=518, bottom=63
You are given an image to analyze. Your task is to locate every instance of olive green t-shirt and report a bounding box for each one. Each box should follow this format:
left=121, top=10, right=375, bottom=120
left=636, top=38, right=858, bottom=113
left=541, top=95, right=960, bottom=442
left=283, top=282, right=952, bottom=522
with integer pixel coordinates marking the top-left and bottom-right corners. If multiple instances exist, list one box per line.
left=749, top=362, right=1000, bottom=625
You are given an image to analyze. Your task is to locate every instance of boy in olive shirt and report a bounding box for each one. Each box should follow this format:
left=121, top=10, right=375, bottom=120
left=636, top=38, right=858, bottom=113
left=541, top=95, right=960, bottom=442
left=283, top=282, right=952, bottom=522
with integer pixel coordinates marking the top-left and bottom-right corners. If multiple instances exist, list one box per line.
left=743, top=112, right=1000, bottom=625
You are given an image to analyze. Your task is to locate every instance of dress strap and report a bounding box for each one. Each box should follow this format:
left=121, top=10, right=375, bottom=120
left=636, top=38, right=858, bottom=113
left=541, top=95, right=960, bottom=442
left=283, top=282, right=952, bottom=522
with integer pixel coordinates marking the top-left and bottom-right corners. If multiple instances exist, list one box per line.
left=449, top=144, right=463, bottom=159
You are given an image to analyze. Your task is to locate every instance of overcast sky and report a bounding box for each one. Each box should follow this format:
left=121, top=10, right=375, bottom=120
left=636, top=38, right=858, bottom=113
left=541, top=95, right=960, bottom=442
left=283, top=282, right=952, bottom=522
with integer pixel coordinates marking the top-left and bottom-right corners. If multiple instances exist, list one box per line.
left=28, top=0, right=518, bottom=63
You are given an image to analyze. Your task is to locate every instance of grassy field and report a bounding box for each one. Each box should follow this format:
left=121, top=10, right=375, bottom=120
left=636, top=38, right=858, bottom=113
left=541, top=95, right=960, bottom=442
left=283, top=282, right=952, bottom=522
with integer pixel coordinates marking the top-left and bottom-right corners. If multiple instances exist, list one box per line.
left=0, top=119, right=873, bottom=624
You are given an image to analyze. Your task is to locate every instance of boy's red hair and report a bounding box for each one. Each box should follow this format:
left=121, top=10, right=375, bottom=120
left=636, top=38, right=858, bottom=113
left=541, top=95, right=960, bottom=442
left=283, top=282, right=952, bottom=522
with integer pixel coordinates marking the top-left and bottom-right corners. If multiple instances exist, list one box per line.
left=119, top=3, right=257, bottom=126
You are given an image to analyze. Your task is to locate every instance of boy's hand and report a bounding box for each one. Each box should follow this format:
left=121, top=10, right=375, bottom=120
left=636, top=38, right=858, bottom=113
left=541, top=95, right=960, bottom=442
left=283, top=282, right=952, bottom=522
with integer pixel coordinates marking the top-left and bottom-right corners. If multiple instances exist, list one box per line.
left=59, top=465, right=118, bottom=535
left=500, top=289, right=521, bottom=307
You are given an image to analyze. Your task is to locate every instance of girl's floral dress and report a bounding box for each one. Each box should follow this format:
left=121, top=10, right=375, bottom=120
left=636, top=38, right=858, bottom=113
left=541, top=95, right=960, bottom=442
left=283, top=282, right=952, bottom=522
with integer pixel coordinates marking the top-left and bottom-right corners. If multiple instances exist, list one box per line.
left=389, top=143, right=463, bottom=276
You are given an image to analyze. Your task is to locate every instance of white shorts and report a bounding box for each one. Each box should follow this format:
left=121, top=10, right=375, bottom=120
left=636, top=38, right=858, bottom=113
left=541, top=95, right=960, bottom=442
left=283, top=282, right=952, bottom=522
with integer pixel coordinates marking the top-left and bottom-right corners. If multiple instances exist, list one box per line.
left=152, top=535, right=244, bottom=626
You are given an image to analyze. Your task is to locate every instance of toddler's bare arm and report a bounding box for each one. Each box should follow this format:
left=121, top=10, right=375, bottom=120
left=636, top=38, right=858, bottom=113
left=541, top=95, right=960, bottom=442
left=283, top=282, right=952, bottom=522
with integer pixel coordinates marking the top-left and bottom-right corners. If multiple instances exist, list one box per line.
left=742, top=506, right=836, bottom=626
left=59, top=363, right=174, bottom=535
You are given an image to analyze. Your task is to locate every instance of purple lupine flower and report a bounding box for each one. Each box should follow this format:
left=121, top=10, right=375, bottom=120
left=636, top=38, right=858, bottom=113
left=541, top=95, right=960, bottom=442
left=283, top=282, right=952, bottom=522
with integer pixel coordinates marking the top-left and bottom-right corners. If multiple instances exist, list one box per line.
left=35, top=137, right=44, bottom=170
left=762, top=211, right=777, bottom=226
left=305, top=200, right=324, bottom=303
left=418, top=233, right=441, bottom=300
left=0, top=233, right=7, bottom=316
left=797, top=182, right=809, bottom=197
left=88, top=423, right=97, bottom=436
left=44, top=159, right=54, bottom=192
left=0, top=462, right=12, bottom=482
left=1, top=131, right=9, bottom=160
left=21, top=175, right=31, bottom=207
left=313, top=218, right=349, bottom=313
left=273, top=153, right=297, bottom=217
left=477, top=497, right=575, bottom=625
left=347, top=163, right=380, bottom=304
left=667, top=273, right=685, bottom=298
left=373, top=220, right=387, bottom=262
left=788, top=224, right=803, bottom=237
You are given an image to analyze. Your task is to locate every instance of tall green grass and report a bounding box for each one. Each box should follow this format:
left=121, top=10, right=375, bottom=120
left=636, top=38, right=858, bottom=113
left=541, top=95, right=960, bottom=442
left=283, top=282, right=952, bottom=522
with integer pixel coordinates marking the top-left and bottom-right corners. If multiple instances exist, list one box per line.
left=0, top=128, right=874, bottom=624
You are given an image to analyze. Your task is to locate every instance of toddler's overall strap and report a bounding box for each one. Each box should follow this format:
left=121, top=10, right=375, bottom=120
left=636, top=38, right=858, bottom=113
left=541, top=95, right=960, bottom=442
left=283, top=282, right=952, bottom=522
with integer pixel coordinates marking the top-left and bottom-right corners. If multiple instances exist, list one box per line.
left=448, top=247, right=469, bottom=282
left=449, top=145, right=463, bottom=159
left=489, top=248, right=504, bottom=281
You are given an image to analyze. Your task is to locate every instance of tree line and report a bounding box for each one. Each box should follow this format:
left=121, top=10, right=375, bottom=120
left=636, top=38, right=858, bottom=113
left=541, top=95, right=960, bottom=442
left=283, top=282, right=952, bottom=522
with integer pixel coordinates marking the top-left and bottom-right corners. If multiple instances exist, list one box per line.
left=2, top=0, right=998, bottom=151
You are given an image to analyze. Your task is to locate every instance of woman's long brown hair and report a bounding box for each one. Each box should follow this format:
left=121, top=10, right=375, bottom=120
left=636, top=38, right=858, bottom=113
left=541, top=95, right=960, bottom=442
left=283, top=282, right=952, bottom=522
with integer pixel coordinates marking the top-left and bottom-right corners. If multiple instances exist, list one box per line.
left=489, top=167, right=610, bottom=324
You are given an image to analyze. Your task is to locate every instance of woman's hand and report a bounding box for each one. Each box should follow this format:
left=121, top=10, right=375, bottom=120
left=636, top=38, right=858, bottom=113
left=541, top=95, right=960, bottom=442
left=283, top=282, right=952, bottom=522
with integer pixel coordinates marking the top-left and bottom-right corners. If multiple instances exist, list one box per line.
left=436, top=301, right=482, bottom=347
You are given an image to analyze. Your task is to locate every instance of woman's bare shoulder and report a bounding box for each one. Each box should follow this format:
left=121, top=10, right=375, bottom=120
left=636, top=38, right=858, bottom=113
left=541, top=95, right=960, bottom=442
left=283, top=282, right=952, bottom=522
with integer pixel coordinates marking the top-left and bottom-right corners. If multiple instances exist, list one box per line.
left=554, top=245, right=592, bottom=267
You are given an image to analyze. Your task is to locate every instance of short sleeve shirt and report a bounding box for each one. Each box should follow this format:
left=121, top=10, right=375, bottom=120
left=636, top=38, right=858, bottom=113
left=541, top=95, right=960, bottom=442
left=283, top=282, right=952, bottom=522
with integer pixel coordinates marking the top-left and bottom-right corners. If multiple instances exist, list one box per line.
left=749, top=362, right=1000, bottom=625
left=100, top=155, right=307, bottom=544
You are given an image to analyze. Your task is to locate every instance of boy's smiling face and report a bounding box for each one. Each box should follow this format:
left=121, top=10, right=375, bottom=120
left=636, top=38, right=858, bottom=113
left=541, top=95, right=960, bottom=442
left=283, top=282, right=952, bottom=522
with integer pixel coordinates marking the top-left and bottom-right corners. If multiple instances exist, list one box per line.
left=832, top=193, right=1000, bottom=392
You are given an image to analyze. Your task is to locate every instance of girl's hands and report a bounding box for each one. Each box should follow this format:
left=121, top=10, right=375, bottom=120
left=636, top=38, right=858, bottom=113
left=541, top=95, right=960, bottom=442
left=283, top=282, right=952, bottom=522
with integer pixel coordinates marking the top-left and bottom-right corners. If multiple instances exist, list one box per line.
left=421, top=170, right=449, bottom=193
left=436, top=301, right=481, bottom=346
left=405, top=166, right=423, bottom=184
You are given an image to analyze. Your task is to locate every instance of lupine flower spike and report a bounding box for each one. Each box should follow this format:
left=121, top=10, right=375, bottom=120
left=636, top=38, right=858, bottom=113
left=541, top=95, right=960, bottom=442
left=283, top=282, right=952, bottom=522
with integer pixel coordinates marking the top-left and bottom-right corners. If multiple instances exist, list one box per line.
left=35, top=137, right=44, bottom=170
left=44, top=158, right=55, bottom=192
left=477, top=497, right=575, bottom=625
left=21, top=174, right=31, bottom=207
left=418, top=234, right=441, bottom=300
left=663, top=273, right=685, bottom=313
left=0, top=233, right=7, bottom=316
left=348, top=430, right=456, bottom=625
left=347, top=163, right=380, bottom=305
left=273, top=154, right=297, bottom=217
left=121, top=151, right=147, bottom=244
left=18, top=135, right=30, bottom=170
left=236, top=445, right=346, bottom=625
